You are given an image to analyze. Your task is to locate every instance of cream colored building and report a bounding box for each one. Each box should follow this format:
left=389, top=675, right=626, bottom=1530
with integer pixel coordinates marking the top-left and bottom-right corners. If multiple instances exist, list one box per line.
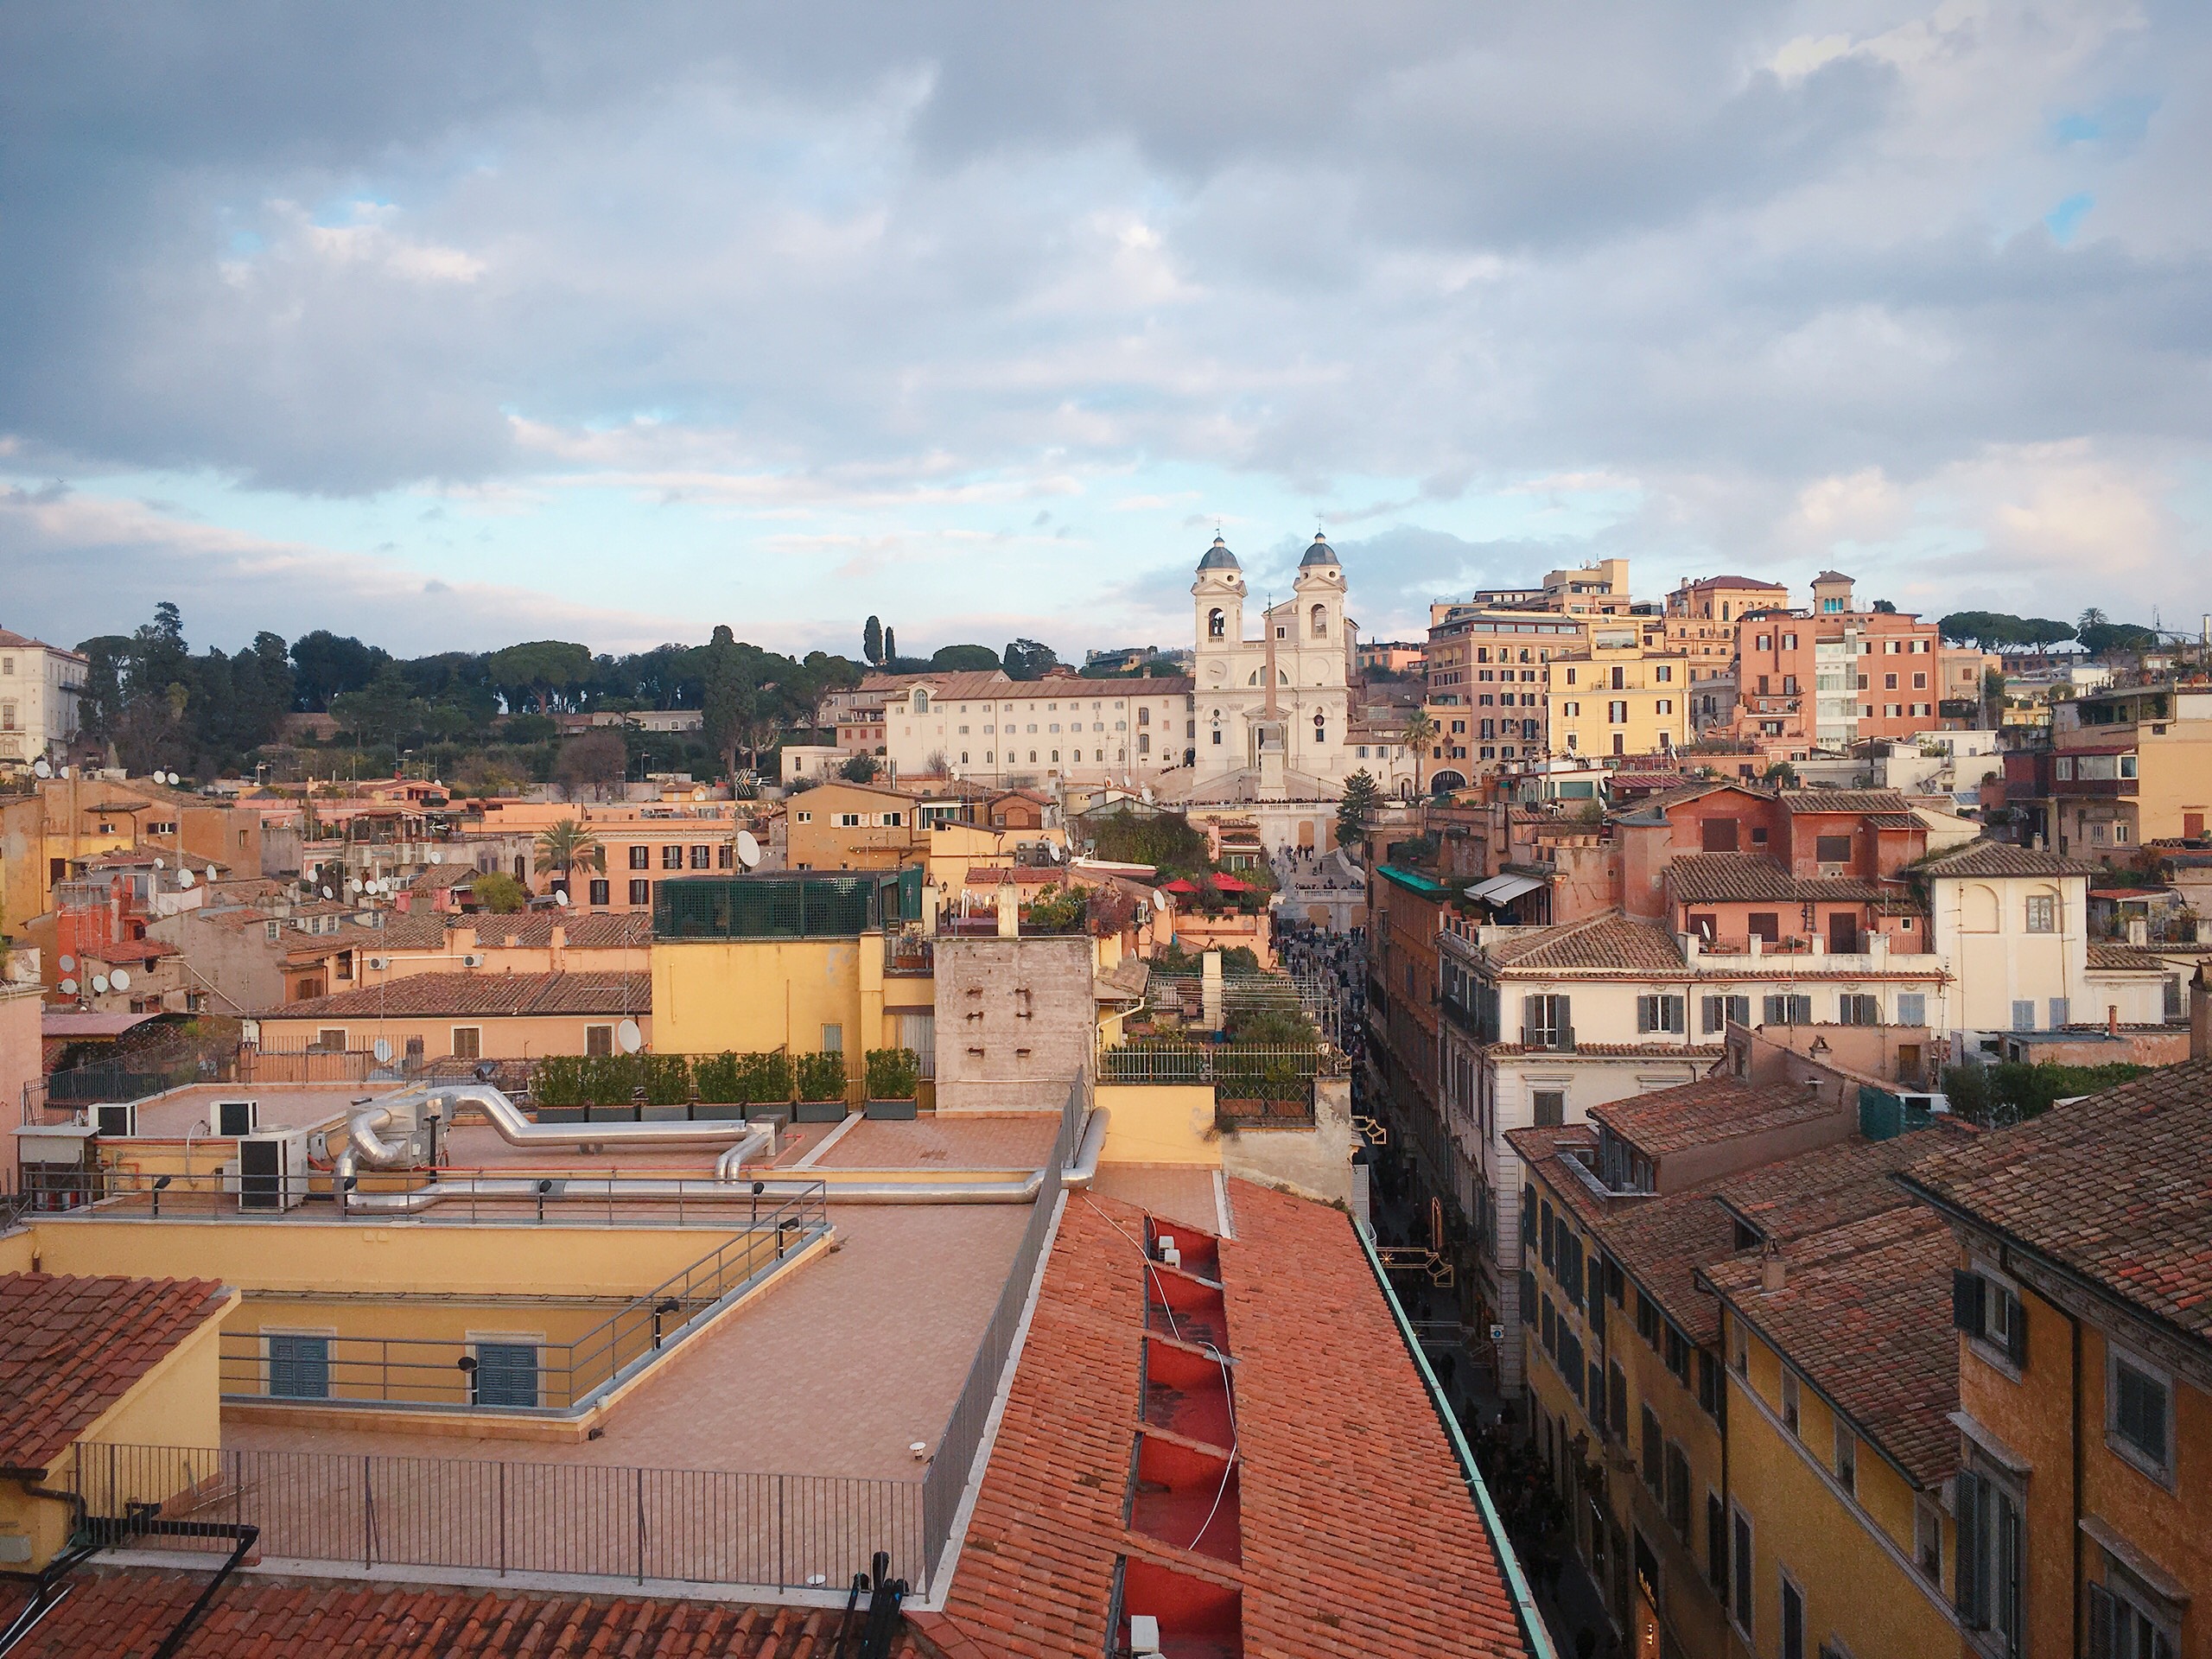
left=1190, top=532, right=1357, bottom=786
left=0, top=627, right=86, bottom=771
left=861, top=671, right=1194, bottom=790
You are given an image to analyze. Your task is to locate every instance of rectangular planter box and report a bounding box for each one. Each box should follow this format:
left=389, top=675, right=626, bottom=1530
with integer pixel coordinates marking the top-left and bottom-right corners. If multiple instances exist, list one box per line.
left=587, top=1104, right=641, bottom=1123
left=534, top=1106, right=586, bottom=1123
left=864, top=1098, right=918, bottom=1121
left=691, top=1102, right=751, bottom=1121
left=639, top=1104, right=688, bottom=1122
left=793, top=1098, right=848, bottom=1123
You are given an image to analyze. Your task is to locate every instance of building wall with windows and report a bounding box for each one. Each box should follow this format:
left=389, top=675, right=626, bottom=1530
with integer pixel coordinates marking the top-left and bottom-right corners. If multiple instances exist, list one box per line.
left=784, top=781, right=925, bottom=873
left=1923, top=862, right=2090, bottom=1042
left=1191, top=533, right=1356, bottom=785
left=865, top=671, right=1196, bottom=789
left=2046, top=682, right=2212, bottom=860
left=0, top=627, right=86, bottom=770
left=1421, top=607, right=1587, bottom=777
left=1543, top=632, right=1694, bottom=762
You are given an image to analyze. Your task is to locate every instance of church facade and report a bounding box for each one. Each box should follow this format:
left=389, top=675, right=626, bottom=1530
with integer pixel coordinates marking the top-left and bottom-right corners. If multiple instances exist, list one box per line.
left=1189, top=531, right=1359, bottom=789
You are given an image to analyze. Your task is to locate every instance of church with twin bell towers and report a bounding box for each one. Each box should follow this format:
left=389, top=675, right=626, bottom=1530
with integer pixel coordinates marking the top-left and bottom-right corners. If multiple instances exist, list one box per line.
left=1188, top=530, right=1359, bottom=790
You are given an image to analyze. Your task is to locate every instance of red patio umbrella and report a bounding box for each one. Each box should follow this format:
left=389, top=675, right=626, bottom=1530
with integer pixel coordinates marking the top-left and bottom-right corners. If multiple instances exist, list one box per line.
left=1160, top=878, right=1200, bottom=894
left=1211, top=874, right=1251, bottom=892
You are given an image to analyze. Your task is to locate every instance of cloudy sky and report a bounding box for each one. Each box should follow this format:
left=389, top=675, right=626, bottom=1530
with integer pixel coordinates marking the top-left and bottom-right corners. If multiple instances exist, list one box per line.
left=3, top=1, right=2208, bottom=662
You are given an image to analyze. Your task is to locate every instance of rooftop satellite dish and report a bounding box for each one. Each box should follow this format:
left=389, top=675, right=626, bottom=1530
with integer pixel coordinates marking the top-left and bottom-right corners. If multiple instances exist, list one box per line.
left=59, top=977, right=78, bottom=996
left=59, top=955, right=75, bottom=974
left=168, top=771, right=181, bottom=785
left=33, top=759, right=51, bottom=779
left=321, top=885, right=334, bottom=899
left=554, top=889, right=571, bottom=906
left=692, top=787, right=706, bottom=802
left=735, top=830, right=761, bottom=869
left=154, top=856, right=165, bottom=869
left=110, top=969, right=130, bottom=992
left=615, top=1019, right=644, bottom=1054
left=1049, top=842, right=1064, bottom=861
left=177, top=868, right=194, bottom=887
left=348, top=878, right=363, bottom=893
left=372, top=1037, right=394, bottom=1063
left=428, top=849, right=443, bottom=865
left=91, top=974, right=110, bottom=994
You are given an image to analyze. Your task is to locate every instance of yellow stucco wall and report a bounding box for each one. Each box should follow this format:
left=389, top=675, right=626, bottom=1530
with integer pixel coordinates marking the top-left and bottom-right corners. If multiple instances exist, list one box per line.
left=1725, top=1315, right=1956, bottom=1659
left=651, top=937, right=880, bottom=1058
left=1095, top=1084, right=1220, bottom=1166
left=22, top=1217, right=729, bottom=1299
left=256, top=1010, right=652, bottom=1060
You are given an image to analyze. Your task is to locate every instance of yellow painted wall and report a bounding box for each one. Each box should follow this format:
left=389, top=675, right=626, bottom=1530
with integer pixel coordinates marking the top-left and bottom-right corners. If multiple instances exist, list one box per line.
left=256, top=1009, right=652, bottom=1060
left=2079, top=1320, right=2210, bottom=1650
left=21, top=1217, right=729, bottom=1299
left=1096, top=1084, right=1221, bottom=1166
left=1725, top=1314, right=1955, bottom=1659
left=219, top=1295, right=624, bottom=1407
left=651, top=937, right=881, bottom=1060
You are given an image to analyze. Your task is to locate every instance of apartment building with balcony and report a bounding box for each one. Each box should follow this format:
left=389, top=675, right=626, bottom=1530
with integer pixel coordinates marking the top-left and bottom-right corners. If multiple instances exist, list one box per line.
left=2011, top=676, right=2212, bottom=863
left=1543, top=626, right=1694, bottom=762
left=1662, top=574, right=1791, bottom=694
left=1423, top=605, right=1588, bottom=784
left=1723, top=574, right=1945, bottom=753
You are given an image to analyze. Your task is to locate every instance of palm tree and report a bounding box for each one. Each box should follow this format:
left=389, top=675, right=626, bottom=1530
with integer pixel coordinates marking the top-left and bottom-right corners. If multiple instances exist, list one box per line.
left=533, top=819, right=606, bottom=896
left=1401, top=710, right=1440, bottom=798
left=2078, top=607, right=2108, bottom=632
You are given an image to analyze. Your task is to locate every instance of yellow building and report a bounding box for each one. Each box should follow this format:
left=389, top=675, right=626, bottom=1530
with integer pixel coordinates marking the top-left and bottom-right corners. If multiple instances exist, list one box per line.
left=255, top=969, right=651, bottom=1061
left=1898, top=1053, right=2212, bottom=1659
left=1545, top=626, right=1693, bottom=762
left=1510, top=1075, right=1980, bottom=1658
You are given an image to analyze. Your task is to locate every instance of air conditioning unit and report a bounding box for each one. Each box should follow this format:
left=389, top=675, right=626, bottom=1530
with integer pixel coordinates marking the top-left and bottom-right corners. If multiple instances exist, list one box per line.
left=215, top=1098, right=259, bottom=1136
left=238, top=1130, right=312, bottom=1212
left=92, top=1103, right=138, bottom=1138
left=461, top=953, right=483, bottom=969
left=365, top=957, right=388, bottom=972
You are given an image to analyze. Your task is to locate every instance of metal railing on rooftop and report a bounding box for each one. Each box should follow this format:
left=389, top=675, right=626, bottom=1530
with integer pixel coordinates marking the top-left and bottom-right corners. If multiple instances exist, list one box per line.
left=219, top=1192, right=827, bottom=1413
left=60, top=1440, right=924, bottom=1592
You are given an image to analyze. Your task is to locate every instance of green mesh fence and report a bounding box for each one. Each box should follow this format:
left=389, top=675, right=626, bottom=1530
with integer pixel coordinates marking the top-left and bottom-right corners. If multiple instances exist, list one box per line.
left=653, top=874, right=891, bottom=939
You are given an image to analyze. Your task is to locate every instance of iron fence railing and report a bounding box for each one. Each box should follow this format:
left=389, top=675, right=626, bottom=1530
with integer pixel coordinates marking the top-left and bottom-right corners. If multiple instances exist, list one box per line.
left=26, top=1051, right=241, bottom=1121
left=61, top=1441, right=925, bottom=1592
left=1098, top=1041, right=1338, bottom=1089
left=19, top=1163, right=829, bottom=1231
left=219, top=1192, right=828, bottom=1413
left=918, top=1073, right=1082, bottom=1586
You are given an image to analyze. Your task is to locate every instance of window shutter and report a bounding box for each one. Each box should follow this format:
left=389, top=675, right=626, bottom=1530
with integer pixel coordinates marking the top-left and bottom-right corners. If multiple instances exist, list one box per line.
left=1522, top=993, right=1541, bottom=1042
left=1955, top=1471, right=1982, bottom=1625
left=1953, top=1269, right=1985, bottom=1333
left=1637, top=996, right=1653, bottom=1033
left=1997, top=1491, right=2022, bottom=1656
left=1763, top=994, right=1784, bottom=1025
left=2086, top=1585, right=2114, bottom=1659
left=2006, top=1295, right=2029, bottom=1369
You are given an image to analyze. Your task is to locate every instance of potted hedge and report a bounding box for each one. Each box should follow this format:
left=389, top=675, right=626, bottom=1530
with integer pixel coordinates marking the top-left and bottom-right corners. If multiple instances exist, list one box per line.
left=792, top=1051, right=848, bottom=1122
left=639, top=1053, right=692, bottom=1121
left=582, top=1054, right=642, bottom=1122
left=693, top=1052, right=745, bottom=1119
left=864, top=1047, right=921, bottom=1121
left=531, top=1055, right=587, bottom=1122
left=741, top=1052, right=793, bottom=1119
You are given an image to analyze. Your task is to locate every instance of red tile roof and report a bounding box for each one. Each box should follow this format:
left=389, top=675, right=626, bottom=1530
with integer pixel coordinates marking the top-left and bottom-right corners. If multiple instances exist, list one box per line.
left=1700, top=1206, right=1961, bottom=1488
left=0, top=1570, right=920, bottom=1658
left=0, top=1274, right=230, bottom=1475
left=1589, top=1076, right=1840, bottom=1160
left=1916, top=842, right=2097, bottom=878
left=919, top=1183, right=1527, bottom=1657
left=1483, top=912, right=1688, bottom=974
left=1897, top=1058, right=2212, bottom=1343
left=1777, top=789, right=1914, bottom=815
left=1666, top=854, right=1893, bottom=905
left=259, top=970, right=650, bottom=1020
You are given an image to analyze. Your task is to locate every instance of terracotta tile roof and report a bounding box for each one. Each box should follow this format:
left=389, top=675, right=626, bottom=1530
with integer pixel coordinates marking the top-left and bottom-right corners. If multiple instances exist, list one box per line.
left=1483, top=1042, right=1727, bottom=1058
left=1916, top=841, right=2098, bottom=878
left=1778, top=790, right=1914, bottom=815
left=260, top=970, right=650, bottom=1020
left=1665, top=854, right=1891, bottom=905
left=1897, top=1058, right=2212, bottom=1343
left=0, top=1569, right=919, bottom=1658
left=1597, top=1191, right=1739, bottom=1344
left=921, top=1184, right=1526, bottom=1657
left=1677, top=575, right=1788, bottom=591
left=1710, top=1120, right=1980, bottom=1247
left=1611, top=779, right=1772, bottom=823
left=468, top=912, right=653, bottom=950
left=2086, top=943, right=2177, bottom=970
left=0, top=627, right=86, bottom=657
left=1484, top=912, right=1688, bottom=974
left=1589, top=1076, right=1839, bottom=1160
left=1861, top=812, right=1923, bottom=830
left=1700, top=1206, right=1961, bottom=1488
left=406, top=864, right=485, bottom=891
left=0, top=1274, right=229, bottom=1475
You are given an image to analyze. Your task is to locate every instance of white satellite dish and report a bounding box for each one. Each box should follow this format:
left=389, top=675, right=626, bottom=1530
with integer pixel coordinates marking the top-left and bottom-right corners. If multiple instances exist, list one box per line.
left=154, top=856, right=165, bottom=869
left=59, top=977, right=77, bottom=996
left=58, top=955, right=75, bottom=974
left=348, top=878, right=363, bottom=894
left=33, top=759, right=50, bottom=779
left=735, top=830, right=761, bottom=869
left=177, top=868, right=194, bottom=887
left=615, top=1019, right=644, bottom=1054
left=168, top=771, right=181, bottom=785
left=372, top=1037, right=394, bottom=1063
left=91, top=974, right=110, bottom=994
left=110, top=969, right=130, bottom=992
left=428, top=849, right=443, bottom=864
left=321, top=885, right=334, bottom=899
left=554, top=889, right=571, bottom=906
left=692, top=787, right=706, bottom=802
left=1049, top=842, right=1064, bottom=861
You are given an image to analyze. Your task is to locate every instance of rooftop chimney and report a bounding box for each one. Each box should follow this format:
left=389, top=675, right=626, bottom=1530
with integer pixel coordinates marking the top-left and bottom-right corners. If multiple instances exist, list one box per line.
left=2192, top=965, right=2210, bottom=1062
left=2107, top=1003, right=2120, bottom=1039
left=1761, top=1243, right=1786, bottom=1294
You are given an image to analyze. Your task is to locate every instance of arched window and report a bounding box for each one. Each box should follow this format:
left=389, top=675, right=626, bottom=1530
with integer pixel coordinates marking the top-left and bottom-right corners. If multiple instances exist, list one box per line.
left=914, top=690, right=930, bottom=712
left=960, top=751, right=969, bottom=764
left=1028, top=750, right=1038, bottom=763
left=1209, top=608, right=1226, bottom=639
left=1310, top=604, right=1327, bottom=638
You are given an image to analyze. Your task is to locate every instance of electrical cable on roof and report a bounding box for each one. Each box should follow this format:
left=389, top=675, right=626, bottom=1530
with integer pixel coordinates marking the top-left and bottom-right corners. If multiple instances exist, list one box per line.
left=1081, top=1194, right=1240, bottom=1554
